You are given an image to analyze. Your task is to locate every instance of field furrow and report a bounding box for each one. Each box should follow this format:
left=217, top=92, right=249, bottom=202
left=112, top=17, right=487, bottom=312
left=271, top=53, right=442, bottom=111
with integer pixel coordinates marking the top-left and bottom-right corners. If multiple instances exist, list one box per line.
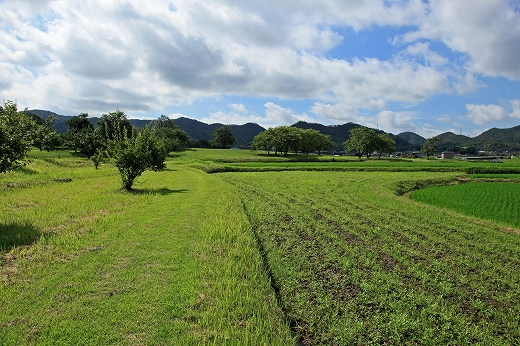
left=220, top=171, right=520, bottom=345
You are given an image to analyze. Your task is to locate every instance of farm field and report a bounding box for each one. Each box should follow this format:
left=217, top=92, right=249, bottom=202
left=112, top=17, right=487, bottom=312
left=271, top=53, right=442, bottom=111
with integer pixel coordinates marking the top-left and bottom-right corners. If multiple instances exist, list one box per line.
left=411, top=182, right=520, bottom=228
left=1, top=148, right=520, bottom=345
left=219, top=170, right=520, bottom=345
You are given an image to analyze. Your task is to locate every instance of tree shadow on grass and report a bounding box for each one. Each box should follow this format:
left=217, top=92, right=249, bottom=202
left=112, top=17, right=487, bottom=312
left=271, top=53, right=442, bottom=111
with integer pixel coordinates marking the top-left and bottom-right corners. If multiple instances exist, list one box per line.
left=0, top=222, right=41, bottom=252
left=15, top=167, right=40, bottom=175
left=126, top=187, right=188, bottom=196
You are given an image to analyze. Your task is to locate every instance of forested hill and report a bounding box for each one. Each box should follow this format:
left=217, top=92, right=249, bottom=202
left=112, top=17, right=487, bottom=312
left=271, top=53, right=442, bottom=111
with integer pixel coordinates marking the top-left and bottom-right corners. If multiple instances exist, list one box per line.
left=28, top=109, right=520, bottom=151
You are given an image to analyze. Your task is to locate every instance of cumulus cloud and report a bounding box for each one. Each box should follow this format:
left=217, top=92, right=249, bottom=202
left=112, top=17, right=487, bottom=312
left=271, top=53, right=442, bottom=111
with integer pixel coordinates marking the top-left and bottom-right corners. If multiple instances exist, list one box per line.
left=1, top=0, right=518, bottom=137
left=396, top=0, right=520, bottom=79
left=201, top=102, right=316, bottom=128
left=466, top=103, right=509, bottom=125
left=376, top=110, right=417, bottom=134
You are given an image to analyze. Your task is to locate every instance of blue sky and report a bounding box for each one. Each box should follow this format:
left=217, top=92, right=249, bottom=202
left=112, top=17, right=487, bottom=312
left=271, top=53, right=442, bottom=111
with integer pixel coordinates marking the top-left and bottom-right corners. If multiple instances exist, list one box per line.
left=1, top=0, right=520, bottom=137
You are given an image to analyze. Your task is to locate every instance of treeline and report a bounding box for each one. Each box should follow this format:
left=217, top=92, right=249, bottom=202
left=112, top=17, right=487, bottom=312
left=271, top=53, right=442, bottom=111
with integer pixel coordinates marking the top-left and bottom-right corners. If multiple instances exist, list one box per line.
left=251, top=126, right=334, bottom=156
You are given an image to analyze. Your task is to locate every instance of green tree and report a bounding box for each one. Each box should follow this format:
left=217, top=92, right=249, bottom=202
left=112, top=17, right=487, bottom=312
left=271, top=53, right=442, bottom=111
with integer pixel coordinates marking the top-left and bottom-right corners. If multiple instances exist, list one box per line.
left=343, top=126, right=378, bottom=158
left=316, top=132, right=334, bottom=155
left=421, top=136, right=441, bottom=159
left=96, top=109, right=133, bottom=145
left=152, top=115, right=190, bottom=153
left=374, top=133, right=395, bottom=159
left=211, top=126, right=236, bottom=149
left=30, top=114, right=61, bottom=151
left=0, top=100, right=35, bottom=172
left=251, top=128, right=276, bottom=154
left=113, top=126, right=167, bottom=190
left=64, top=113, right=94, bottom=152
left=78, top=129, right=104, bottom=159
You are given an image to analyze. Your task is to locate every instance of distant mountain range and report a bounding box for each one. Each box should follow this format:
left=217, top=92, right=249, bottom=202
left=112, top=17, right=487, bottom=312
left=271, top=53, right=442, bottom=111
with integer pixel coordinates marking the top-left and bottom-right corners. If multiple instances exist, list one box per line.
left=28, top=109, right=520, bottom=152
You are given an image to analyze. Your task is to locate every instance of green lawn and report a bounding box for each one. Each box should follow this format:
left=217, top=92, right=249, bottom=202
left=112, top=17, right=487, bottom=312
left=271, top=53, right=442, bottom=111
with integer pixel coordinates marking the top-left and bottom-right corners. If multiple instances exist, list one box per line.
left=1, top=151, right=292, bottom=345
left=2, top=148, right=520, bottom=345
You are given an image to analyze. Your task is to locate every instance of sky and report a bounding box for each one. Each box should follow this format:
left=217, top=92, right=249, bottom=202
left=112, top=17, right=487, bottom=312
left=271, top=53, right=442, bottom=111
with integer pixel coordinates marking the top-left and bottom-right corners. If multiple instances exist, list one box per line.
left=1, top=0, right=520, bottom=137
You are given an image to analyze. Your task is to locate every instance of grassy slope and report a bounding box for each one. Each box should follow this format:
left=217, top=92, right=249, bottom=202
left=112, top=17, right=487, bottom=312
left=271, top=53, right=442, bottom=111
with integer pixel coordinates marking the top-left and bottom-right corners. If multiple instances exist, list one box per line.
left=219, top=170, right=520, bottom=345
left=0, top=152, right=292, bottom=345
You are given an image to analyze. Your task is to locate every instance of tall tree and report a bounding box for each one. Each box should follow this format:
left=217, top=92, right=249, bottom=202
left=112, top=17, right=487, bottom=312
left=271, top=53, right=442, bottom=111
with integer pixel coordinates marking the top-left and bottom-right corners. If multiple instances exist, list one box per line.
left=96, top=109, right=133, bottom=144
left=64, top=113, right=94, bottom=152
left=251, top=128, right=276, bottom=154
left=0, top=100, right=35, bottom=172
left=374, top=133, right=395, bottom=159
left=152, top=115, right=190, bottom=153
left=343, top=126, right=378, bottom=158
left=211, top=126, right=236, bottom=149
left=421, top=136, right=441, bottom=159
left=31, top=115, right=61, bottom=151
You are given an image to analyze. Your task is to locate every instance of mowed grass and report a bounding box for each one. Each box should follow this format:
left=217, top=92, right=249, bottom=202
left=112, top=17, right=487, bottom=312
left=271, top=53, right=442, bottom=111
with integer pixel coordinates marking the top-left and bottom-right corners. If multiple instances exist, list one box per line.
left=219, top=170, right=520, bottom=345
left=411, top=182, right=520, bottom=228
left=2, top=148, right=520, bottom=345
left=0, top=150, right=293, bottom=345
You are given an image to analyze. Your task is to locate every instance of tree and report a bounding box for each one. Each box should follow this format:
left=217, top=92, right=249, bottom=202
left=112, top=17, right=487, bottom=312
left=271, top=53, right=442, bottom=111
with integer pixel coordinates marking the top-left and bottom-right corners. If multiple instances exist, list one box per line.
left=343, top=126, right=378, bottom=158
left=374, top=133, right=395, bottom=159
left=113, top=126, right=167, bottom=190
left=152, top=115, right=190, bottom=153
left=0, top=100, right=35, bottom=173
left=64, top=113, right=94, bottom=152
left=96, top=109, right=133, bottom=145
left=211, top=126, right=236, bottom=148
left=421, top=136, right=441, bottom=159
left=251, top=128, right=276, bottom=154
left=29, top=114, right=61, bottom=151
left=78, top=129, right=104, bottom=159
left=252, top=127, right=333, bottom=155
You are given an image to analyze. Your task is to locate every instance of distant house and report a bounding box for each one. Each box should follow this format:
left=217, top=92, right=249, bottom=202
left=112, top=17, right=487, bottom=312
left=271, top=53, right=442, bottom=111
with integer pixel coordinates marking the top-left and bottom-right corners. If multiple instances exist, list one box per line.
left=441, top=152, right=455, bottom=159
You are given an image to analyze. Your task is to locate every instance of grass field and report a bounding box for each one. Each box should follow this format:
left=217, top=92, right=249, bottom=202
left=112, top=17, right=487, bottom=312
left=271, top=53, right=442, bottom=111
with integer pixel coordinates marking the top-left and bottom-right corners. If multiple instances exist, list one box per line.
left=1, top=151, right=292, bottom=345
left=1, top=148, right=520, bottom=345
left=411, top=182, right=520, bottom=228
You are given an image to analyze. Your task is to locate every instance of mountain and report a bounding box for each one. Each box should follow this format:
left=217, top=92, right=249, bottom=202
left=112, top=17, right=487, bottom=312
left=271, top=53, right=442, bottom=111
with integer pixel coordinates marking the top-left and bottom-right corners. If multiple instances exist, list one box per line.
left=28, top=110, right=264, bottom=147
left=397, top=132, right=425, bottom=149
left=27, top=109, right=520, bottom=151
left=469, top=126, right=520, bottom=151
left=437, top=132, right=472, bottom=151
left=173, top=117, right=265, bottom=146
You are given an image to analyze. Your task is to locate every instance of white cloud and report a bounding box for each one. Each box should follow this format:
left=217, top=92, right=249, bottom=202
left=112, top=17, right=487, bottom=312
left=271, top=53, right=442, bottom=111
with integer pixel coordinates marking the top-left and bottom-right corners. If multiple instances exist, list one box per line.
left=0, top=0, right=518, bottom=139
left=397, top=0, right=520, bottom=79
left=229, top=103, right=248, bottom=114
left=510, top=100, right=520, bottom=119
left=466, top=103, right=509, bottom=125
left=201, top=102, right=316, bottom=128
left=376, top=110, right=417, bottom=134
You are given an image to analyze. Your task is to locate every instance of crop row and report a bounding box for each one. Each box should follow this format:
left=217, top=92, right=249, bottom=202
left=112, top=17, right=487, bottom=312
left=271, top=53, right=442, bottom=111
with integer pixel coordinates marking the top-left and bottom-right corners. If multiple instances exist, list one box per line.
left=220, top=171, right=520, bottom=345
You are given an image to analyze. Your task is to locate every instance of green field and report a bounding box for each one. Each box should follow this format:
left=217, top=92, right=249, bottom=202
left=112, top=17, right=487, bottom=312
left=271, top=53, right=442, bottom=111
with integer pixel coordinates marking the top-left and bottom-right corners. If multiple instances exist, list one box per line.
left=1, top=149, right=520, bottom=345
left=411, top=182, right=520, bottom=228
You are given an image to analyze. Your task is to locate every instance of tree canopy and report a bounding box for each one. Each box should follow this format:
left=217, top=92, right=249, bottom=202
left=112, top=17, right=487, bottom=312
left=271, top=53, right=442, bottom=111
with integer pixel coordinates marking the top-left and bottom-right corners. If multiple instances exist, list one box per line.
left=421, top=136, right=441, bottom=159
left=152, top=115, right=191, bottom=153
left=0, top=100, right=36, bottom=173
left=343, top=126, right=395, bottom=159
left=113, top=126, right=167, bottom=190
left=251, top=126, right=333, bottom=156
left=211, top=126, right=237, bottom=149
